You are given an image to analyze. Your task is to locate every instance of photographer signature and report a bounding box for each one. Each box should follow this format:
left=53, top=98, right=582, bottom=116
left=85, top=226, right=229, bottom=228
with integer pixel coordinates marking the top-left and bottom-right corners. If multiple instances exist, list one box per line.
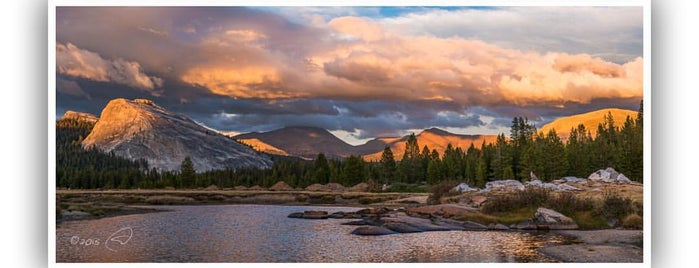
left=69, top=227, right=133, bottom=252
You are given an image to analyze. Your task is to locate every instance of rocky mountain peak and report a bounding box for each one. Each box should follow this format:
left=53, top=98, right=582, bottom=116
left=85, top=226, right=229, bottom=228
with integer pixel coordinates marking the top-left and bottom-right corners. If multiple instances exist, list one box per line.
left=82, top=98, right=272, bottom=171
left=60, top=110, right=98, bottom=123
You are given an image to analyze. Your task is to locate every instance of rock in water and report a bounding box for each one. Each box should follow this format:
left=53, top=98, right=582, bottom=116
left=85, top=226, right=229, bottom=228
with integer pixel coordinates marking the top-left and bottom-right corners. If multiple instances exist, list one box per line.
left=301, top=211, right=329, bottom=219
left=488, top=223, right=510, bottom=230
left=462, top=221, right=488, bottom=231
left=534, top=207, right=579, bottom=230
left=588, top=167, right=633, bottom=184
left=351, top=226, right=397, bottom=236
left=383, top=222, right=424, bottom=233
left=82, top=98, right=272, bottom=171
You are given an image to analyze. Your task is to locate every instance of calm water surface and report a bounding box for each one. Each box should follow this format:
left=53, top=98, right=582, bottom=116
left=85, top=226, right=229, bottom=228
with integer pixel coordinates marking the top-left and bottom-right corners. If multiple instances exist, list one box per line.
left=56, top=205, right=568, bottom=262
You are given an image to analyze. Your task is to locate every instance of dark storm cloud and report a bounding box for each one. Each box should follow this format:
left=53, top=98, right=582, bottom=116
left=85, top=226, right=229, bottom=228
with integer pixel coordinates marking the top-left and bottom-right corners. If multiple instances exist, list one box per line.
left=56, top=7, right=644, bottom=140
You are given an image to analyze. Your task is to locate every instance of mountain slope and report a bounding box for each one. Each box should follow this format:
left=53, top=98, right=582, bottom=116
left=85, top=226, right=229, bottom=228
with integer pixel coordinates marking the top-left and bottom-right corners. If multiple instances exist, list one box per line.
left=538, top=108, right=638, bottom=140
left=82, top=98, right=272, bottom=171
left=363, top=128, right=498, bottom=161
left=235, top=126, right=383, bottom=159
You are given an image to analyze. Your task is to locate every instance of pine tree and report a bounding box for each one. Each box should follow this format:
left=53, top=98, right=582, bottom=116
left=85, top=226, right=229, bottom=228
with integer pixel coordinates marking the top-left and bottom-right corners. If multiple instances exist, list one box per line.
left=379, top=146, right=396, bottom=185
left=314, top=153, right=330, bottom=184
left=426, top=158, right=443, bottom=185
left=399, top=133, right=423, bottom=183
left=180, top=156, right=196, bottom=188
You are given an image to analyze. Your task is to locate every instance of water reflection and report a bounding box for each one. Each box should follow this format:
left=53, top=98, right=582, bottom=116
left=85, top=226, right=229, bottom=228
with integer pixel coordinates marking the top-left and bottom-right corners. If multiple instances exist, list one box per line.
left=56, top=205, right=565, bottom=262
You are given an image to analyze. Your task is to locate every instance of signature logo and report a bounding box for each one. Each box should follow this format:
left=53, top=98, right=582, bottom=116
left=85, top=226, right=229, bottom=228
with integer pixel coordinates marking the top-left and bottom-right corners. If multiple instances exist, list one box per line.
left=68, top=227, right=133, bottom=252
left=105, top=227, right=133, bottom=252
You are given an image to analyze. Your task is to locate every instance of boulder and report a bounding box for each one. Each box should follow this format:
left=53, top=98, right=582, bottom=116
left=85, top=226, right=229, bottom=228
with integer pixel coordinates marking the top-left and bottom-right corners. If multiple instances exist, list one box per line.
left=526, top=180, right=543, bottom=187
left=488, top=223, right=510, bottom=230
left=328, top=212, right=346, bottom=219
left=469, top=195, right=488, bottom=207
left=269, top=181, right=294, bottom=191
left=562, top=176, right=587, bottom=184
left=512, top=219, right=537, bottom=230
left=351, top=226, right=397, bottom=236
left=301, top=210, right=329, bottom=219
left=588, top=168, right=632, bottom=184
left=287, top=212, right=304, bottom=218
left=552, top=179, right=567, bottom=184
left=348, top=182, right=370, bottom=192
left=556, top=184, right=582, bottom=191
left=341, top=220, right=370, bottom=226
left=462, top=221, right=488, bottom=231
left=383, top=222, right=424, bottom=233
left=534, top=207, right=578, bottom=230
left=451, top=183, right=479, bottom=193
left=485, top=180, right=525, bottom=192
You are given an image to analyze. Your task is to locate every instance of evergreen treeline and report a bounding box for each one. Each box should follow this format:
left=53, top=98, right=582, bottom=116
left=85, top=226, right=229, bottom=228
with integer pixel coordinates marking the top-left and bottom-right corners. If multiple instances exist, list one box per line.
left=56, top=102, right=643, bottom=189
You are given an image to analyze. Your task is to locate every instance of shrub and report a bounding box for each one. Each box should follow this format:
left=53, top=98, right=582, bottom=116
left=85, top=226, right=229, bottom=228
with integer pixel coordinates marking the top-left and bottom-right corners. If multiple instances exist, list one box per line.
left=622, top=214, right=643, bottom=229
left=384, top=183, right=429, bottom=193
left=482, top=186, right=551, bottom=213
left=598, top=190, right=634, bottom=221
left=548, top=192, right=595, bottom=216
left=427, top=180, right=460, bottom=204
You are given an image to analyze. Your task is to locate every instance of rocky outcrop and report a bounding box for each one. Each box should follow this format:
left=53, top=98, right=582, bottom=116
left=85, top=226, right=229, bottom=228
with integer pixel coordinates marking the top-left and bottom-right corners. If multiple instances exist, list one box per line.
left=485, top=180, right=525, bottom=192
left=61, top=110, right=99, bottom=123
left=534, top=207, right=579, bottom=230
left=451, top=183, right=479, bottom=193
left=561, top=176, right=587, bottom=184
left=407, top=204, right=478, bottom=218
left=82, top=98, right=272, bottom=171
left=462, top=221, right=488, bottom=231
left=525, top=180, right=581, bottom=191
left=588, top=168, right=633, bottom=184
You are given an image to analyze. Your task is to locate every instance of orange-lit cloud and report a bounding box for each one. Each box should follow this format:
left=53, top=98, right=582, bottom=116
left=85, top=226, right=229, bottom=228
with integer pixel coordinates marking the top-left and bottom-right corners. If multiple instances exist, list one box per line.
left=56, top=43, right=163, bottom=94
left=180, top=16, right=643, bottom=107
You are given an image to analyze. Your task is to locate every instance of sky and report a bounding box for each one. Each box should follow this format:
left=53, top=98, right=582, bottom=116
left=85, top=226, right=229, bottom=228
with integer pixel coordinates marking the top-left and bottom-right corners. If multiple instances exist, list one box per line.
left=55, top=6, right=644, bottom=145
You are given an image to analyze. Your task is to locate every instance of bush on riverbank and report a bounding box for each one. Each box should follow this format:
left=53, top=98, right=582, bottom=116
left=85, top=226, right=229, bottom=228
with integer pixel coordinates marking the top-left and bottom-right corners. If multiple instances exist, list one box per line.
left=427, top=180, right=460, bottom=204
left=478, top=186, right=641, bottom=229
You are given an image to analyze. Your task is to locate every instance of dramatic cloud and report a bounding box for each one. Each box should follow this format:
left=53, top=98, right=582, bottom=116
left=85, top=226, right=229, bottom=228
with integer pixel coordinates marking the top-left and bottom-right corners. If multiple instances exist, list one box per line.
left=56, top=43, right=164, bottom=94
left=55, top=7, right=644, bottom=142
left=56, top=77, right=90, bottom=99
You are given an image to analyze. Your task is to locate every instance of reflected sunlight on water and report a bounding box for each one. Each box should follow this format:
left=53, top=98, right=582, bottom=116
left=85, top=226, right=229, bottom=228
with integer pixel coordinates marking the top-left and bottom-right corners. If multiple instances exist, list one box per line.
left=56, top=205, right=567, bottom=262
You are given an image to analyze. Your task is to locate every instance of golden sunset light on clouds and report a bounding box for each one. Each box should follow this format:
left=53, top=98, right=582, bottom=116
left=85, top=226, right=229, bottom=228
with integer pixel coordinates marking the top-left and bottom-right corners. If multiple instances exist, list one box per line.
left=56, top=6, right=643, bottom=144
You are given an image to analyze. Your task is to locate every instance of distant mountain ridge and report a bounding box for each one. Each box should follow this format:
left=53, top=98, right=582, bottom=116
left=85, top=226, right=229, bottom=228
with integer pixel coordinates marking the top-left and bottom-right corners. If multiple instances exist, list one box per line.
left=81, top=98, right=272, bottom=171
left=234, top=126, right=384, bottom=159
left=235, top=126, right=499, bottom=161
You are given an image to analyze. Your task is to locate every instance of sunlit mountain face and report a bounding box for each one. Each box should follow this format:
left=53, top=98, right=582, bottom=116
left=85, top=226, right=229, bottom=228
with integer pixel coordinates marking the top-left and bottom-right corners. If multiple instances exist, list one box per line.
left=56, top=6, right=643, bottom=144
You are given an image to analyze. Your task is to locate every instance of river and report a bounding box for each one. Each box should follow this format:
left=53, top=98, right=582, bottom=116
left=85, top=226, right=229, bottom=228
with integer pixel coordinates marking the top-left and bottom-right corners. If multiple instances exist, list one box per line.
left=56, top=204, right=569, bottom=262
